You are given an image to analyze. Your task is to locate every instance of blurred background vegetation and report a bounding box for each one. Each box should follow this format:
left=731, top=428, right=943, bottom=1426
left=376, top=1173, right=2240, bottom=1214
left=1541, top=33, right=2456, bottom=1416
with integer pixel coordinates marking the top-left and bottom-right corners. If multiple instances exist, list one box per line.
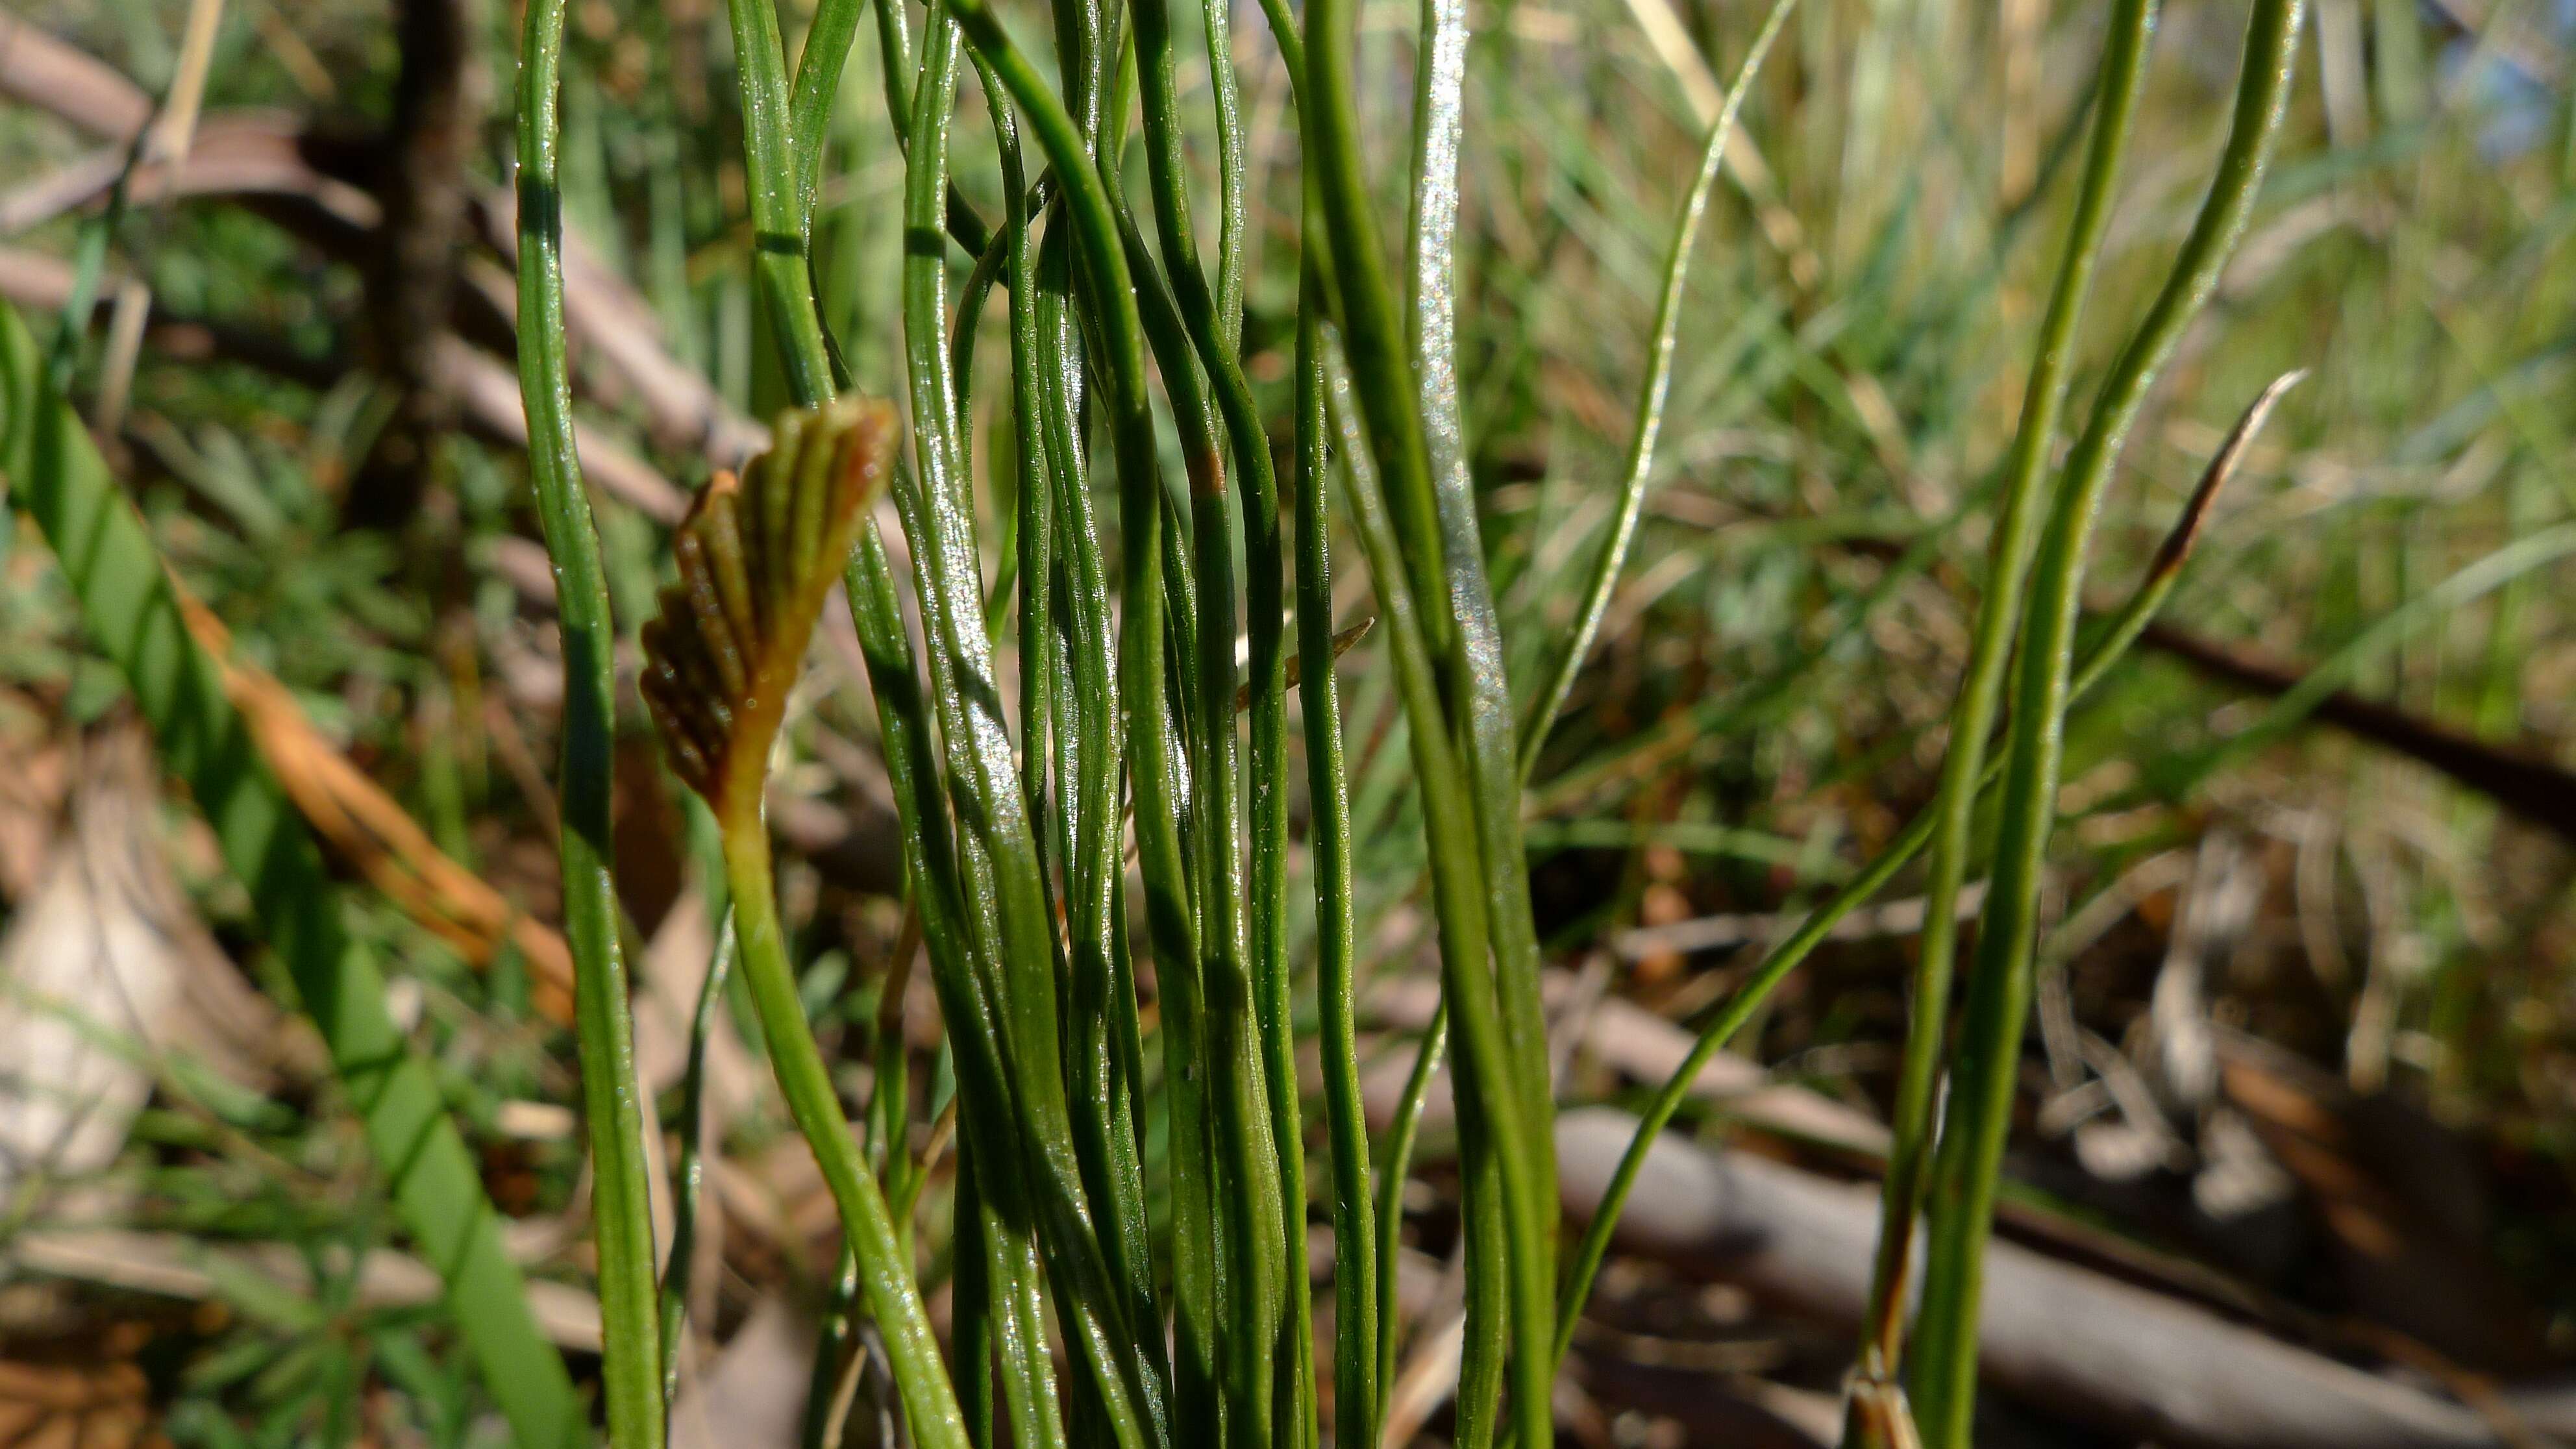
left=3, top=0, right=2575, bottom=1443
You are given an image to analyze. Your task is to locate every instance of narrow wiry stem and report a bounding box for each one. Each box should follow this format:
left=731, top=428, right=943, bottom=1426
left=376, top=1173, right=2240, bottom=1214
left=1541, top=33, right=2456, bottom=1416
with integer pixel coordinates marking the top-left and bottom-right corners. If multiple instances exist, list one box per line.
left=1305, top=0, right=1558, bottom=1426
left=1910, top=7, right=2306, bottom=1439
left=512, top=0, right=661, bottom=1435
left=1553, top=371, right=2302, bottom=1374
left=1846, top=7, right=2154, bottom=1435
left=660, top=908, right=734, bottom=1407
left=1517, top=0, right=1798, bottom=783
left=1298, top=257, right=1377, bottom=1449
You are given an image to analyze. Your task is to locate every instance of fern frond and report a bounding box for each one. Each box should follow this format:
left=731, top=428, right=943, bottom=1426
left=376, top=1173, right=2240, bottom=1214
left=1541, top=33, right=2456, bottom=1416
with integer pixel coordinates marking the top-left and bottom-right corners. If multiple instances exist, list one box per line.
left=642, top=397, right=900, bottom=823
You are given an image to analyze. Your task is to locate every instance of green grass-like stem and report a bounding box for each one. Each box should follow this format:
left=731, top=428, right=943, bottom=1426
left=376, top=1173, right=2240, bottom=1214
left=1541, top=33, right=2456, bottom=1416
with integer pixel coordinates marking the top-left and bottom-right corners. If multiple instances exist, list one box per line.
left=1848, top=1, right=2154, bottom=1419
left=1909, top=6, right=2306, bottom=1440
left=510, top=2, right=666, bottom=1437
left=893, top=16, right=1164, bottom=1442
left=661, top=908, right=735, bottom=1406
left=1028, top=216, right=1172, bottom=1445
left=1400, top=9, right=1551, bottom=1441
left=1297, top=263, right=1378, bottom=1449
left=1516, top=0, right=1795, bottom=781
left=1318, top=324, right=1554, bottom=1448
left=728, top=25, right=1087, bottom=1445
left=726, top=27, right=1114, bottom=1449
left=1372, top=997, right=1448, bottom=1418
left=1124, top=0, right=1300, bottom=1435
left=1549, top=367, right=2301, bottom=1370
left=1307, top=0, right=1571, bottom=1425
left=720, top=823, right=974, bottom=1449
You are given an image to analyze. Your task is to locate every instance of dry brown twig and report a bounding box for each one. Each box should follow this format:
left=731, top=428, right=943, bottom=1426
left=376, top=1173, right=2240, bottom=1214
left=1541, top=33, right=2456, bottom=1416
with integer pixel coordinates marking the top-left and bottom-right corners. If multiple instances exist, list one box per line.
left=1554, top=1107, right=2550, bottom=1449
left=174, top=593, right=580, bottom=1024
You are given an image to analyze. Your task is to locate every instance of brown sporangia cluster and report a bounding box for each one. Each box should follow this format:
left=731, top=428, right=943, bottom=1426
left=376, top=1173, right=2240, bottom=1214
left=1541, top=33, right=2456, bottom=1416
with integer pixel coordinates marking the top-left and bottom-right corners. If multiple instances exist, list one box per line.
left=642, top=397, right=899, bottom=823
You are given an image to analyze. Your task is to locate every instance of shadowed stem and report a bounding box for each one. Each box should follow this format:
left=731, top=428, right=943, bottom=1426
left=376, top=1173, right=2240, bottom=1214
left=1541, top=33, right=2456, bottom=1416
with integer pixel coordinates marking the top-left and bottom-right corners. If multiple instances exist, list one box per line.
left=511, top=0, right=663, bottom=1435
left=660, top=908, right=734, bottom=1406
left=1304, top=0, right=1559, bottom=1428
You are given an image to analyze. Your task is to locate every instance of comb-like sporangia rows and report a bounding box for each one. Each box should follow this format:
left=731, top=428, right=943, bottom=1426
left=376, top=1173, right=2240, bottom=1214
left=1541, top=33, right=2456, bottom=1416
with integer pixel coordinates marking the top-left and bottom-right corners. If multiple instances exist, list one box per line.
left=642, top=397, right=899, bottom=823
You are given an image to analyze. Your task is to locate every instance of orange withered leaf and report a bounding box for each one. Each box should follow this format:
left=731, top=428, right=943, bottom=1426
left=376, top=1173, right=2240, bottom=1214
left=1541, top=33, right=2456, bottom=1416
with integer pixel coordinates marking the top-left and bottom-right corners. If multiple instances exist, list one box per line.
left=641, top=397, right=900, bottom=823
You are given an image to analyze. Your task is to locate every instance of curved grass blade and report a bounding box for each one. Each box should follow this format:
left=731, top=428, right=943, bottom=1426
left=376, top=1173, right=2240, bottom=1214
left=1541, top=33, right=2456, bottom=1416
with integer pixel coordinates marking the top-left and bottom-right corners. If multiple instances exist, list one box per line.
left=1408, top=0, right=1550, bottom=1170
left=1311, top=351, right=1454, bottom=1429
left=1909, top=8, right=2307, bottom=1438
left=0, top=296, right=584, bottom=1449
left=1515, top=0, right=1798, bottom=783
left=913, top=20, right=1185, bottom=1445
left=1317, top=314, right=1552, bottom=1449
left=1137, top=105, right=1293, bottom=1449
left=734, top=27, right=1080, bottom=1446
left=1400, top=5, right=1533, bottom=1439
left=1307, top=0, right=1567, bottom=1423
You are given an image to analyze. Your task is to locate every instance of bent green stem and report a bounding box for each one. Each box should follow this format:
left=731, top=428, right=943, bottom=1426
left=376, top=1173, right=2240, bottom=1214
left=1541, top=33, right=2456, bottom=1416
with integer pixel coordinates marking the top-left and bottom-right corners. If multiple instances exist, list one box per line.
left=1550, top=366, right=2305, bottom=1373
left=1848, top=3, right=2154, bottom=1424
left=722, top=824, right=972, bottom=1449
left=1909, top=8, right=2305, bottom=1439
left=638, top=401, right=969, bottom=1449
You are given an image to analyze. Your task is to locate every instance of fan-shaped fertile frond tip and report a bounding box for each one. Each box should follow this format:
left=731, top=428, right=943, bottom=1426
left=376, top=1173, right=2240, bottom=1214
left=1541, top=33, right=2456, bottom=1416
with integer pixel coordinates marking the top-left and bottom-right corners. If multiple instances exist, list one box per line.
left=642, top=396, right=900, bottom=821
